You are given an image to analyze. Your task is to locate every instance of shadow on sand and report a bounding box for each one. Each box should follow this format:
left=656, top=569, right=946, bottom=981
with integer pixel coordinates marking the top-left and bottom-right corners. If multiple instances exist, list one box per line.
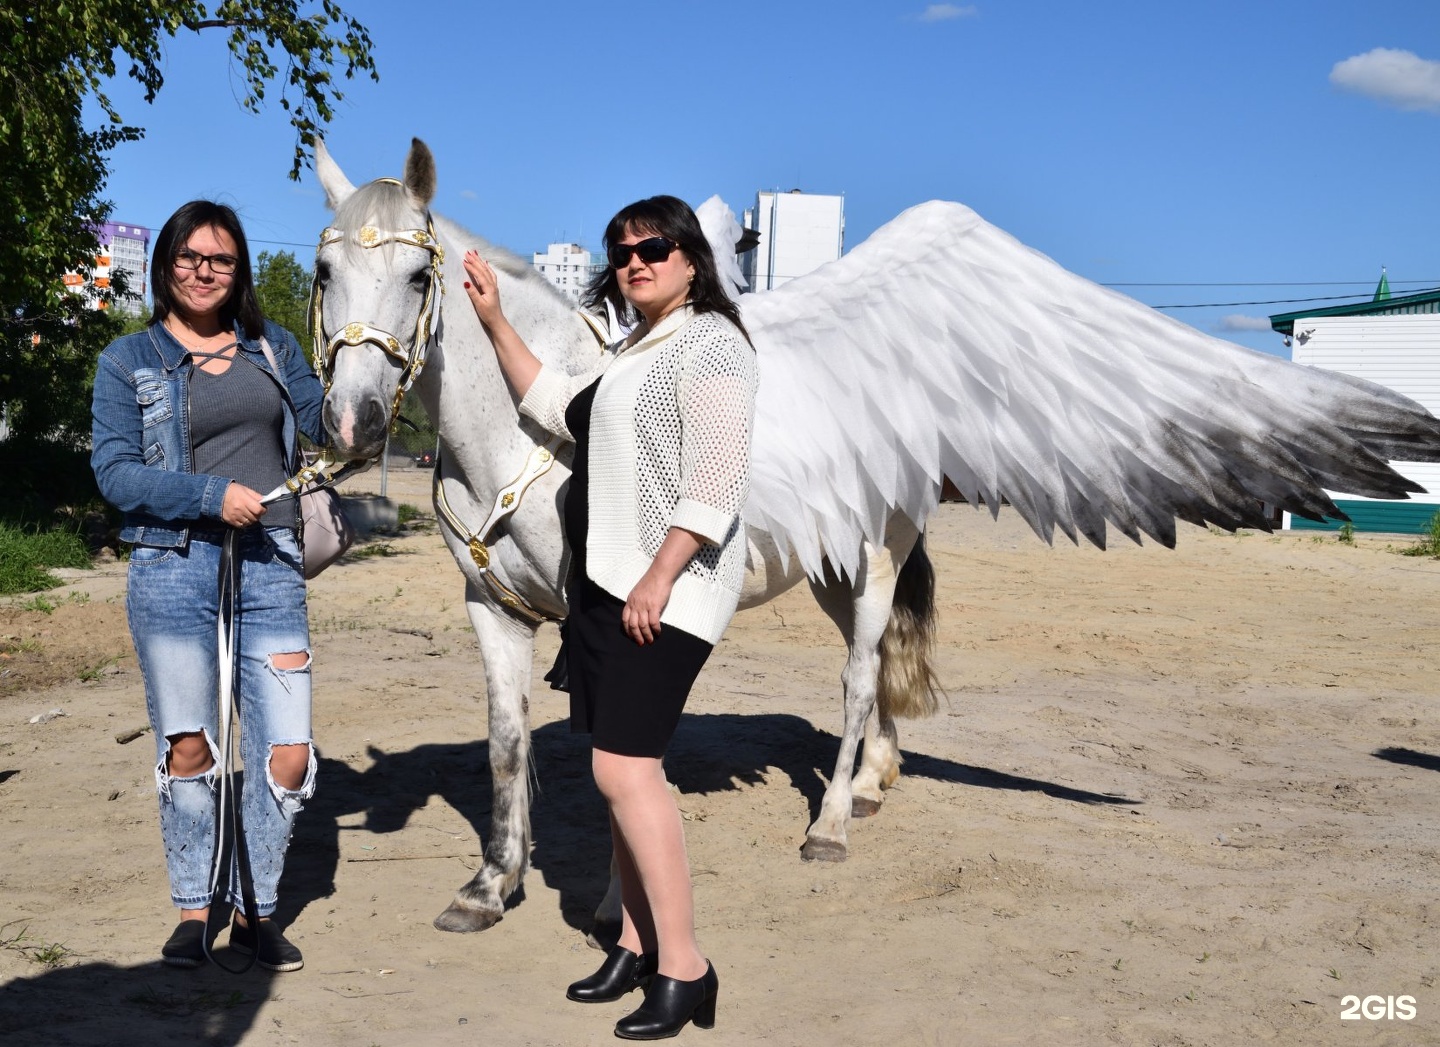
left=3, top=711, right=1134, bottom=1043
left=302, top=710, right=1140, bottom=936
left=0, top=938, right=280, bottom=1046
left=1373, top=746, right=1440, bottom=773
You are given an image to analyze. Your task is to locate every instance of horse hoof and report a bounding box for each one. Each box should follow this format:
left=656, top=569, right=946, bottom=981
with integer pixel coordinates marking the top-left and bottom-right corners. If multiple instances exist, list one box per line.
left=800, top=838, right=848, bottom=862
left=433, top=903, right=502, bottom=933
left=585, top=922, right=621, bottom=952
left=851, top=796, right=883, bottom=818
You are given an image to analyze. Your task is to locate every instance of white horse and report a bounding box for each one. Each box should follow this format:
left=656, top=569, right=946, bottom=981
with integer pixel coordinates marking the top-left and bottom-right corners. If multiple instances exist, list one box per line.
left=313, top=139, right=1440, bottom=934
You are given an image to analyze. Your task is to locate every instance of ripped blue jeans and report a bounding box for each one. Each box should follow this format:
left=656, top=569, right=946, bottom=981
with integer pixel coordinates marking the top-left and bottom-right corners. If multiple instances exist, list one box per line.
left=127, top=525, right=315, bottom=916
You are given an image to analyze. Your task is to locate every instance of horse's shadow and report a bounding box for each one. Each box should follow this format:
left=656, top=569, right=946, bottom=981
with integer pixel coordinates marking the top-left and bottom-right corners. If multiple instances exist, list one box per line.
left=292, top=711, right=1137, bottom=935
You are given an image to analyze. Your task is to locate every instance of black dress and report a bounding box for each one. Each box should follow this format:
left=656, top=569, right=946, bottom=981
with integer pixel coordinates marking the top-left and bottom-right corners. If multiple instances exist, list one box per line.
left=563, top=378, right=712, bottom=758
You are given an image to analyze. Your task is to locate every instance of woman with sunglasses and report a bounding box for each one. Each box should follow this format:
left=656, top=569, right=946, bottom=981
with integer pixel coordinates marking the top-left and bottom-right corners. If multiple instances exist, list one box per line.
left=91, top=201, right=327, bottom=971
left=463, top=195, right=758, bottom=1039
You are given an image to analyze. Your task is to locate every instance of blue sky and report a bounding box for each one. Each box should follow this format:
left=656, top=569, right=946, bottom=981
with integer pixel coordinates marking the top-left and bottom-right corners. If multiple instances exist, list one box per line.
left=95, top=1, right=1440, bottom=357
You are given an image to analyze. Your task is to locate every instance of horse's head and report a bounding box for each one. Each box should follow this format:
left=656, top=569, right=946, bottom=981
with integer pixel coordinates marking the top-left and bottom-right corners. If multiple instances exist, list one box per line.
left=313, top=138, right=444, bottom=460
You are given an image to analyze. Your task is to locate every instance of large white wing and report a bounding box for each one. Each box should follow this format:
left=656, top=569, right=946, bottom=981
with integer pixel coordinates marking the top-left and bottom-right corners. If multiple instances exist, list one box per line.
left=738, top=200, right=1440, bottom=579
left=695, top=195, right=749, bottom=300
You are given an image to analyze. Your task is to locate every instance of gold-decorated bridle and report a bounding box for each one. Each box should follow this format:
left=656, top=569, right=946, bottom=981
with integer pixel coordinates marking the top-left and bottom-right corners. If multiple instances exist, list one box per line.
left=308, top=178, right=563, bottom=623
left=309, top=178, right=446, bottom=429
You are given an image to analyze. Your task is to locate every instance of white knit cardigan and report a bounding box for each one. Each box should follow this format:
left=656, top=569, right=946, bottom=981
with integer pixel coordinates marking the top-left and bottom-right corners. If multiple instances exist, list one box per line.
left=519, top=306, right=758, bottom=643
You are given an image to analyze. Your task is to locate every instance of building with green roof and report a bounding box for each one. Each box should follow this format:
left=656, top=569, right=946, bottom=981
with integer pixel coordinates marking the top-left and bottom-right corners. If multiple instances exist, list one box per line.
left=1269, top=283, right=1440, bottom=534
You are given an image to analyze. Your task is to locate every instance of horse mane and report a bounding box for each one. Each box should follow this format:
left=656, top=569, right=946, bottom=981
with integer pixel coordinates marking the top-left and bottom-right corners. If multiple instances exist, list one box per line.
left=429, top=214, right=586, bottom=322
left=333, top=179, right=596, bottom=373
left=333, top=181, right=567, bottom=292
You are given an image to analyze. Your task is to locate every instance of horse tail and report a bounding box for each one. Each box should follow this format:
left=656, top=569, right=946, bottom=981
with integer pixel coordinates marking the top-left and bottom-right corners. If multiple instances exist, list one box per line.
left=876, top=532, right=942, bottom=720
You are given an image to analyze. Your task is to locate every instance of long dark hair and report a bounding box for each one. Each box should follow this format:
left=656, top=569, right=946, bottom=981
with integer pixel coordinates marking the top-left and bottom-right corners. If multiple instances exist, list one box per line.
left=584, top=195, right=749, bottom=341
left=150, top=200, right=265, bottom=339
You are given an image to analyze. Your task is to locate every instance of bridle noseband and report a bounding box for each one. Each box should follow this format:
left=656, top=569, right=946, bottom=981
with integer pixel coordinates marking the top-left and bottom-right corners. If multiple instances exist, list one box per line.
left=310, top=178, right=446, bottom=430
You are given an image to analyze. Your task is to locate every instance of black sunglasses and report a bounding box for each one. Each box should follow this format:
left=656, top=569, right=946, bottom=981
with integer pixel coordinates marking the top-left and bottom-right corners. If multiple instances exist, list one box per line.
left=607, top=237, right=679, bottom=269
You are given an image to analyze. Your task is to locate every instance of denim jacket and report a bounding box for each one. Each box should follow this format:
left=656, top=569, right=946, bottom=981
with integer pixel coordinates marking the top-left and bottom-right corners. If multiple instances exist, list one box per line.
left=91, top=320, right=327, bottom=548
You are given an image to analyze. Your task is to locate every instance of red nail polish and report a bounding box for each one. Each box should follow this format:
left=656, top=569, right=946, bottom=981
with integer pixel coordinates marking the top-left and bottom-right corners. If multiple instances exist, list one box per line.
left=464, top=281, right=471, bottom=289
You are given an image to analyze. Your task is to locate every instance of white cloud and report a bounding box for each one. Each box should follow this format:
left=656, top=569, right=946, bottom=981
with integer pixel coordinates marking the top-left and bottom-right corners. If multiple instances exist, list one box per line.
left=458, top=189, right=479, bottom=200
left=1330, top=48, right=1440, bottom=113
left=917, top=4, right=978, bottom=23
left=1218, top=314, right=1275, bottom=333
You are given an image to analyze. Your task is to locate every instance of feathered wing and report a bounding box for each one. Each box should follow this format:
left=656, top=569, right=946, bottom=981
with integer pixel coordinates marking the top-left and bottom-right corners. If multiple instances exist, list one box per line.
left=737, top=200, right=1440, bottom=580
left=695, top=195, right=749, bottom=300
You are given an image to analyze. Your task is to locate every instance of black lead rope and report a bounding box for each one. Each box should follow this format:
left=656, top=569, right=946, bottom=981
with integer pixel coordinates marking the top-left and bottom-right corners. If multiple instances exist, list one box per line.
left=202, top=527, right=263, bottom=973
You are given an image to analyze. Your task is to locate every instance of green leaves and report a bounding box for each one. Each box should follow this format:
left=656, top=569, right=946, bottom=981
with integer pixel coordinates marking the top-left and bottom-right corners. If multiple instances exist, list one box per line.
left=255, top=250, right=313, bottom=353
left=0, top=3, right=377, bottom=448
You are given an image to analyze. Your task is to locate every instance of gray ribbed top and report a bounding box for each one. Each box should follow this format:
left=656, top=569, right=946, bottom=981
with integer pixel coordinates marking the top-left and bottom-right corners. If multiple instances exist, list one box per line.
left=189, top=351, right=292, bottom=508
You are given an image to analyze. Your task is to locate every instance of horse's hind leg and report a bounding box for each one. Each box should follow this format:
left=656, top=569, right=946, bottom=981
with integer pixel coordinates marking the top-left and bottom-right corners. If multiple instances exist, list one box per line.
left=799, top=537, right=905, bottom=862
left=434, top=591, right=536, bottom=932
left=850, top=710, right=900, bottom=818
left=852, top=521, right=928, bottom=815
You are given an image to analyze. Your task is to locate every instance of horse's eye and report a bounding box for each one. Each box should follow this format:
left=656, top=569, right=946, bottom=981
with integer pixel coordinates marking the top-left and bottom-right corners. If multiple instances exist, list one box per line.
left=314, top=260, right=331, bottom=285
left=408, top=268, right=430, bottom=290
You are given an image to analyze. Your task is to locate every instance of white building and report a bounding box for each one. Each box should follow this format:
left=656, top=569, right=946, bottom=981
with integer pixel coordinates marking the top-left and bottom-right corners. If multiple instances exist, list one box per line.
left=63, top=220, right=150, bottom=315
left=532, top=242, right=598, bottom=305
left=1270, top=287, right=1440, bottom=533
left=741, top=190, right=845, bottom=292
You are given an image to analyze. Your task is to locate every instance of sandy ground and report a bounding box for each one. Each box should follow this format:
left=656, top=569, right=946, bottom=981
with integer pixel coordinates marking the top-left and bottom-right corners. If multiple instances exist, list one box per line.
left=3, top=462, right=1439, bottom=1046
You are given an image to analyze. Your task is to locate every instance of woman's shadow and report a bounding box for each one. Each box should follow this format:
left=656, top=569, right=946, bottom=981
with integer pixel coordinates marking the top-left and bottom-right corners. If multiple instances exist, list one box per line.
left=0, top=931, right=280, bottom=1046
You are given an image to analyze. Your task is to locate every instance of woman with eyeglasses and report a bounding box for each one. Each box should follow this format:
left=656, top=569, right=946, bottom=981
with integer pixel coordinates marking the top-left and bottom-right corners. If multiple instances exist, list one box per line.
left=91, top=201, right=328, bottom=972
left=462, top=195, right=758, bottom=1039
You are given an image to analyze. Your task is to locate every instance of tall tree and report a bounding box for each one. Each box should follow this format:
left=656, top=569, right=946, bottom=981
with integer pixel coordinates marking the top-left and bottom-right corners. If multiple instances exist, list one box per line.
left=0, top=3, right=377, bottom=444
left=255, top=250, right=312, bottom=355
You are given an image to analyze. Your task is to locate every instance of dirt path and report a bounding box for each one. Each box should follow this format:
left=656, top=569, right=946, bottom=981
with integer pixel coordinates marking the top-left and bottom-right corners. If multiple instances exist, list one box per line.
left=3, top=464, right=1439, bottom=1045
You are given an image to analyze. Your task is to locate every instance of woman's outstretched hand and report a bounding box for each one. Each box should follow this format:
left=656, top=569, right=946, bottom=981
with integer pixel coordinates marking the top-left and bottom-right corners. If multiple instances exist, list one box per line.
left=462, top=250, right=505, bottom=329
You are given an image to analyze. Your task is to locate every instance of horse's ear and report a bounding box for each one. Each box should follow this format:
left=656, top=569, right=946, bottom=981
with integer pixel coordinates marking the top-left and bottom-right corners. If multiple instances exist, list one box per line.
left=315, top=138, right=356, bottom=211
left=403, top=138, right=437, bottom=208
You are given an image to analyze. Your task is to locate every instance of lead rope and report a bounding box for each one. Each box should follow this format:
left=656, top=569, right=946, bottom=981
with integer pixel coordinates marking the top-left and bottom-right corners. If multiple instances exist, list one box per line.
left=200, top=529, right=262, bottom=972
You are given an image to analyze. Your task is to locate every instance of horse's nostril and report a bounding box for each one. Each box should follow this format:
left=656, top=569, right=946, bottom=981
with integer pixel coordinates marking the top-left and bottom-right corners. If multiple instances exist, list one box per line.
left=361, top=398, right=387, bottom=434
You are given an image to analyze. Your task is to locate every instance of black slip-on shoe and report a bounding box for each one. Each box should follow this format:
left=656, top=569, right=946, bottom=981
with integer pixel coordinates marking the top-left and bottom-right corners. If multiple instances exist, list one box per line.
left=229, top=917, right=304, bottom=972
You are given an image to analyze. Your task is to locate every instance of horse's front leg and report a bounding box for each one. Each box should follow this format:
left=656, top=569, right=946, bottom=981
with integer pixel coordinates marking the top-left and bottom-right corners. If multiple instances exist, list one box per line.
left=799, top=540, right=901, bottom=862
left=434, top=586, right=538, bottom=932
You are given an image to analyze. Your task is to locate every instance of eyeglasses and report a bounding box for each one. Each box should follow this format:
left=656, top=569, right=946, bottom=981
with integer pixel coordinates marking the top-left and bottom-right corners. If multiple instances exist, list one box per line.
left=174, top=249, right=239, bottom=275
left=607, top=237, right=679, bottom=270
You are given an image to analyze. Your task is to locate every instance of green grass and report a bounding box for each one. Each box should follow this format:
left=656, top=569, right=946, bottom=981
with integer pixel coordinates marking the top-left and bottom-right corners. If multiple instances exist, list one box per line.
left=1400, top=511, right=1440, bottom=558
left=349, top=542, right=399, bottom=562
left=0, top=522, right=91, bottom=595
left=0, top=923, right=71, bottom=968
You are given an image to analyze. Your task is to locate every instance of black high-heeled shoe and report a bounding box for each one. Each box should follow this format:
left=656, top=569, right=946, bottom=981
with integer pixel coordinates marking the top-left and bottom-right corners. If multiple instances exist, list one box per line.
left=614, top=961, right=718, bottom=1040
left=566, top=945, right=658, bottom=1003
